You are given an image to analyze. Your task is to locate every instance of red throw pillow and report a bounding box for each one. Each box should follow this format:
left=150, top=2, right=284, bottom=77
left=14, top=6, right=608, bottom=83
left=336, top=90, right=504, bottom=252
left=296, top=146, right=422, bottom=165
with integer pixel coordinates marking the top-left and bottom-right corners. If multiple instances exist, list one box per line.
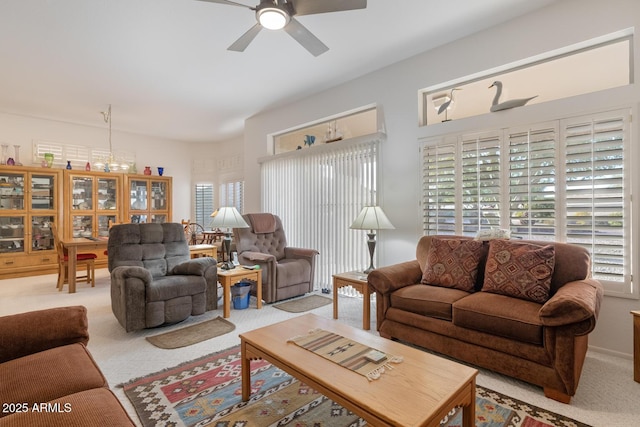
left=422, top=238, right=486, bottom=292
left=482, top=239, right=555, bottom=303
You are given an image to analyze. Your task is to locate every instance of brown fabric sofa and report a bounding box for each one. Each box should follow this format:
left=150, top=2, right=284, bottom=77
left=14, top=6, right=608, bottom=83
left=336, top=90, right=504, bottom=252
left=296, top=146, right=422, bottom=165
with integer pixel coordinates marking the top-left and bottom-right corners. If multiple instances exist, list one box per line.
left=0, top=306, right=135, bottom=426
left=368, top=235, right=604, bottom=403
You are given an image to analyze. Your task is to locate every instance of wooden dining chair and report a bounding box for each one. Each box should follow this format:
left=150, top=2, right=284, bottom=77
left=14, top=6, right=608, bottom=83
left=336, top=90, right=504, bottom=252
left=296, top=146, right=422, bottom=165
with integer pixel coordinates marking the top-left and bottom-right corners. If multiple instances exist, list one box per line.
left=52, top=224, right=98, bottom=291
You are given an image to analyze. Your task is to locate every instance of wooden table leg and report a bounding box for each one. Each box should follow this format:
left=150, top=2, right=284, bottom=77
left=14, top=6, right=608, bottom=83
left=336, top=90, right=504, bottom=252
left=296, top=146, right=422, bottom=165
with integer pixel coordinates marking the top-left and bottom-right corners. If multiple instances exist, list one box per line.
left=362, top=283, right=370, bottom=330
left=222, top=279, right=231, bottom=318
left=333, top=276, right=339, bottom=320
left=255, top=270, right=262, bottom=309
left=68, top=245, right=77, bottom=294
left=462, top=378, right=476, bottom=427
left=241, top=339, right=251, bottom=401
left=632, top=311, right=640, bottom=382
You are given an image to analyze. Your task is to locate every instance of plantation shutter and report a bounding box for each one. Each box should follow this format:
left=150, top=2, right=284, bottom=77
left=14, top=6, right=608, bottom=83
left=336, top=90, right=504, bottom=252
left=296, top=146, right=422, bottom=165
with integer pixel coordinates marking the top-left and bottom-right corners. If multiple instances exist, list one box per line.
left=562, top=111, right=629, bottom=288
left=460, top=132, right=501, bottom=236
left=507, top=124, right=558, bottom=240
left=421, top=141, right=456, bottom=234
left=194, top=184, right=214, bottom=229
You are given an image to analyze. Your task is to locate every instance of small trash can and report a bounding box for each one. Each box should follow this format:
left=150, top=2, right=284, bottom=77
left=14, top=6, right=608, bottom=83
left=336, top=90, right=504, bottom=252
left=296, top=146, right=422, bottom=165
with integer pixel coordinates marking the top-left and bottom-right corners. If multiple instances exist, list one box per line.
left=231, top=281, right=251, bottom=309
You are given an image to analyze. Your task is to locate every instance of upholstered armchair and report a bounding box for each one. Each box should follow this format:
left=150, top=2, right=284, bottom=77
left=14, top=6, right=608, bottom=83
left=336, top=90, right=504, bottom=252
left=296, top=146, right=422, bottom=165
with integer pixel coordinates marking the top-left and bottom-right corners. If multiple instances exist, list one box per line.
left=233, top=213, right=318, bottom=303
left=108, top=223, right=218, bottom=332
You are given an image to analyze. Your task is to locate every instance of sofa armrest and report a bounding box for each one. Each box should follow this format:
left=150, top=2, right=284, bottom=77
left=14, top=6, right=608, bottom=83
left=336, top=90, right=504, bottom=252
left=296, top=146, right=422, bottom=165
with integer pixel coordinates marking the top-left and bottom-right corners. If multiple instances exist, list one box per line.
left=539, top=278, right=604, bottom=330
left=172, top=257, right=217, bottom=276
left=368, top=260, right=423, bottom=294
left=0, top=306, right=89, bottom=363
left=285, top=247, right=319, bottom=260
left=242, top=251, right=276, bottom=263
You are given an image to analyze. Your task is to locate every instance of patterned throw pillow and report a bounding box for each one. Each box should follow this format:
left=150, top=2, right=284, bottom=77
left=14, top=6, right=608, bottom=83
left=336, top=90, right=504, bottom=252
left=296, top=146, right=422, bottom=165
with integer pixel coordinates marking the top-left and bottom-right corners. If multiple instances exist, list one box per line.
left=422, top=238, right=486, bottom=292
left=482, top=239, right=555, bottom=303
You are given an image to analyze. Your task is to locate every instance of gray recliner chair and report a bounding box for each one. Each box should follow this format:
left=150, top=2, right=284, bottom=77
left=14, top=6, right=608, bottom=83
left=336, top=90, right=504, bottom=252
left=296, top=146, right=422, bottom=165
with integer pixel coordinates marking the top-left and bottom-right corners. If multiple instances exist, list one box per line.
left=108, top=223, right=218, bottom=332
left=233, top=213, right=318, bottom=303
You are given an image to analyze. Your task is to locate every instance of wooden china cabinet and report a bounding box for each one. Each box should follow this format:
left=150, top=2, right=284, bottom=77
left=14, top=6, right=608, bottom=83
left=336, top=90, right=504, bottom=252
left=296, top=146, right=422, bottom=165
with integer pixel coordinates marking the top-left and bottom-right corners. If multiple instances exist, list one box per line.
left=123, top=174, right=172, bottom=224
left=63, top=170, right=123, bottom=266
left=0, top=165, right=63, bottom=278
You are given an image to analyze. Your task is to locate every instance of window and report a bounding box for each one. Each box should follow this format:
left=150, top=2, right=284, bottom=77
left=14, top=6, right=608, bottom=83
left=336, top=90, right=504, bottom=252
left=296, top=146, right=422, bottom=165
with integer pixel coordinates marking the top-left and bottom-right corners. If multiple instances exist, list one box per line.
left=194, top=184, right=214, bottom=229
left=421, top=109, right=631, bottom=296
left=220, top=181, right=244, bottom=214
left=261, top=138, right=381, bottom=289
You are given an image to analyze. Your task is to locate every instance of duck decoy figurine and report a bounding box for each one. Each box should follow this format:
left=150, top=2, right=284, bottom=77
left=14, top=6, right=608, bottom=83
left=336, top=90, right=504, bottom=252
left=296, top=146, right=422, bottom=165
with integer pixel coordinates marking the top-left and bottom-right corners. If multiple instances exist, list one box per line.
left=489, top=81, right=537, bottom=112
left=437, top=88, right=462, bottom=122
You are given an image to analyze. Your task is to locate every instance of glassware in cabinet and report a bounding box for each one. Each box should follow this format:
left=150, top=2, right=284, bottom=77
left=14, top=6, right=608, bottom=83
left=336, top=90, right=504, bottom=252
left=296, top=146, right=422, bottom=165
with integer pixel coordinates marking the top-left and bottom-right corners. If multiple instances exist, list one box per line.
left=71, top=176, right=93, bottom=210
left=0, top=172, right=25, bottom=211
left=31, top=215, right=55, bottom=250
left=30, top=174, right=55, bottom=210
left=0, top=216, right=25, bottom=254
left=98, top=215, right=117, bottom=237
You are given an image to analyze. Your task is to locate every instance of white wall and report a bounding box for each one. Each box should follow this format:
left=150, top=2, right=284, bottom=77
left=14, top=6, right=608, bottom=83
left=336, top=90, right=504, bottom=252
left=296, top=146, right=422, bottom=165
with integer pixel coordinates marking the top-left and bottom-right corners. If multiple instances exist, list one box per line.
left=243, top=0, right=640, bottom=356
left=0, top=111, right=193, bottom=222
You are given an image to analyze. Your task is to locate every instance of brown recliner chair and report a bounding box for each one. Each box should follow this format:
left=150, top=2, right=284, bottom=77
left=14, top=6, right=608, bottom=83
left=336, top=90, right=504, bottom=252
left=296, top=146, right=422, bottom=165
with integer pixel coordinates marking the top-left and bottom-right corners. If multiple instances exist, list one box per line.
left=233, top=213, right=318, bottom=303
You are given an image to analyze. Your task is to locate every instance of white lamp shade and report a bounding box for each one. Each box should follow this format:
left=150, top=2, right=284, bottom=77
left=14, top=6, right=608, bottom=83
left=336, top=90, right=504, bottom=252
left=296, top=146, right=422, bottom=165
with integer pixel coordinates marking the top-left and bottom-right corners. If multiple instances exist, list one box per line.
left=209, top=207, right=249, bottom=229
left=350, top=206, right=395, bottom=231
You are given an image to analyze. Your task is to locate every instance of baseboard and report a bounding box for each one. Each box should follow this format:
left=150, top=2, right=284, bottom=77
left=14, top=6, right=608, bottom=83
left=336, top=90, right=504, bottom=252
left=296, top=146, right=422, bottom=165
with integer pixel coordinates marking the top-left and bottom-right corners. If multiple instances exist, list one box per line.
left=588, top=344, right=632, bottom=360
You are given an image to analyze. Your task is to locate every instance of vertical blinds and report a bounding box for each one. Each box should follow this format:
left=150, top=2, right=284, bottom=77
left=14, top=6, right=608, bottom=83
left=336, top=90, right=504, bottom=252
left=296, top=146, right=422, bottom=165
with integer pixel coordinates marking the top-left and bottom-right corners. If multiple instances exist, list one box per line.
left=421, top=109, right=630, bottom=295
left=194, top=184, right=214, bottom=229
left=261, top=140, right=379, bottom=289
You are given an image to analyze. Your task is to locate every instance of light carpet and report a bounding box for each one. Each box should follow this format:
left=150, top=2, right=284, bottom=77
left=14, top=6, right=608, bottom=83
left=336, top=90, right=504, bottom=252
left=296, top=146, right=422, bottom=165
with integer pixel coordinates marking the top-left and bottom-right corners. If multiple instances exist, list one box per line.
left=123, top=345, right=591, bottom=427
left=273, top=294, right=332, bottom=312
left=145, top=316, right=235, bottom=349
left=0, top=269, right=638, bottom=426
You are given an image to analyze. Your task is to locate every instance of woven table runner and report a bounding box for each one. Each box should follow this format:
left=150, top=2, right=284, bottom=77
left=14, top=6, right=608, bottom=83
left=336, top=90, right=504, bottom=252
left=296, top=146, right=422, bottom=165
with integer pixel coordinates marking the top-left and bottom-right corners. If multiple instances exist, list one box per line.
left=288, top=328, right=402, bottom=381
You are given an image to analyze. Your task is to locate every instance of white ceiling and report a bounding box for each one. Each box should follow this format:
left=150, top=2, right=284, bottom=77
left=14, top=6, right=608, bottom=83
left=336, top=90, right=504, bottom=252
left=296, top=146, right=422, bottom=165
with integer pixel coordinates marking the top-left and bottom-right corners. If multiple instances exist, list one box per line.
left=0, top=0, right=557, bottom=143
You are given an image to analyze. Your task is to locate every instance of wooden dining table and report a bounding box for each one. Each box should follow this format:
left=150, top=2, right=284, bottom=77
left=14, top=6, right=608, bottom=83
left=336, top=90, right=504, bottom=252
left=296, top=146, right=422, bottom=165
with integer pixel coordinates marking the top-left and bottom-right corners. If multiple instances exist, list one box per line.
left=61, top=237, right=108, bottom=293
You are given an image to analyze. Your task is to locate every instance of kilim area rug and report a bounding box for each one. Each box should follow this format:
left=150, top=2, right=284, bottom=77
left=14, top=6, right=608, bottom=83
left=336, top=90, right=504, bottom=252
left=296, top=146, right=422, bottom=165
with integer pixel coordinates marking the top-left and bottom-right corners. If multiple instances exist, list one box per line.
left=122, top=345, right=591, bottom=427
left=273, top=294, right=332, bottom=313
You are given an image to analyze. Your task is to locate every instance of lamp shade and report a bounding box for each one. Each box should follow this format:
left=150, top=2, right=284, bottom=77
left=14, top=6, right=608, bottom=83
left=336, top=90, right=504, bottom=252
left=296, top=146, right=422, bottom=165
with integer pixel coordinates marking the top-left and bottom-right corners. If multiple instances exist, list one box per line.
left=209, top=207, right=249, bottom=229
left=350, top=206, right=395, bottom=231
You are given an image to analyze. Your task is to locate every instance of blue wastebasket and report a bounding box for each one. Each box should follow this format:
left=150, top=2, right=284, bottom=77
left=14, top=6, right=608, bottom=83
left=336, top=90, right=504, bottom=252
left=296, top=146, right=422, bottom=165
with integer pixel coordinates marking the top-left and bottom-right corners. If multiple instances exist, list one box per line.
left=231, top=281, right=251, bottom=309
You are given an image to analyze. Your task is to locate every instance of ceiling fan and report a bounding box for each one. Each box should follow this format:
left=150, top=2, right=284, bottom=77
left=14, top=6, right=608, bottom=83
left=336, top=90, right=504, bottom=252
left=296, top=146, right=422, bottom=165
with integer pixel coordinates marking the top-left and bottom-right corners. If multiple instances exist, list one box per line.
left=196, top=0, right=367, bottom=56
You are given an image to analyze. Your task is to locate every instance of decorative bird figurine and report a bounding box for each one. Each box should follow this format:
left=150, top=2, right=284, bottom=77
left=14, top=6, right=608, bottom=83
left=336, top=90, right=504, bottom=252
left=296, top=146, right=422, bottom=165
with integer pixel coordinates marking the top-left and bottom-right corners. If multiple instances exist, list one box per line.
left=489, top=81, right=537, bottom=112
left=437, top=88, right=462, bottom=122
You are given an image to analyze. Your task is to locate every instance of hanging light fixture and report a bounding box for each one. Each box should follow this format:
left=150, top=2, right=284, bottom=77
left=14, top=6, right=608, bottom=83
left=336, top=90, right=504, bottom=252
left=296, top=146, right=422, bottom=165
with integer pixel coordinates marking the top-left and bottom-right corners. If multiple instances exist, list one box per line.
left=94, top=104, right=130, bottom=172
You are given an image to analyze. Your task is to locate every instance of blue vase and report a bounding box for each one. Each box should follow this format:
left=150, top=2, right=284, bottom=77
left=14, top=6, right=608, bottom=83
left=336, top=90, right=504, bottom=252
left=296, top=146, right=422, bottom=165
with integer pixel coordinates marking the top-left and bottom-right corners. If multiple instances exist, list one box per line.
left=157, top=167, right=164, bottom=176
left=66, top=161, right=72, bottom=170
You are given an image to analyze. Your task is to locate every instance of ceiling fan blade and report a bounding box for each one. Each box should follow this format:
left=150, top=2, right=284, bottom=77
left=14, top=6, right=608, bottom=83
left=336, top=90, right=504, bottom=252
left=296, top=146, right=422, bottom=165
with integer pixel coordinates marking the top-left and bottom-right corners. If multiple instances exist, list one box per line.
left=228, top=23, right=263, bottom=52
left=291, top=0, right=367, bottom=16
left=195, top=0, right=253, bottom=9
left=284, top=18, right=329, bottom=57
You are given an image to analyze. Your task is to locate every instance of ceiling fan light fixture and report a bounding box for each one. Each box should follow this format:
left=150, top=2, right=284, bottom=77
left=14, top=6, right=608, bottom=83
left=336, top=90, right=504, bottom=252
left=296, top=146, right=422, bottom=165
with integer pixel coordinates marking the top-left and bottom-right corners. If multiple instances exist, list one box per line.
left=257, top=7, right=289, bottom=30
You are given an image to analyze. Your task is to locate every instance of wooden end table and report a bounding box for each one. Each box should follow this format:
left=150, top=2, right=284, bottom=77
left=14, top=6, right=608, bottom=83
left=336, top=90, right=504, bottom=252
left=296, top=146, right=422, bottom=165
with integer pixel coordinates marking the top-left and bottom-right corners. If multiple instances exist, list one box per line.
left=189, top=244, right=217, bottom=259
left=217, top=267, right=262, bottom=318
left=332, top=271, right=370, bottom=330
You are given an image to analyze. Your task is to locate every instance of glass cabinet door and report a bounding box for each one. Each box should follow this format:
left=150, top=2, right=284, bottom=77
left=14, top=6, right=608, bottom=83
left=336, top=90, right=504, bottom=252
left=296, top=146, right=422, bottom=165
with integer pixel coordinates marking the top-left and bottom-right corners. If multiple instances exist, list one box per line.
left=31, top=216, right=55, bottom=250
left=151, top=181, right=167, bottom=211
left=151, top=214, right=167, bottom=223
left=97, top=177, right=118, bottom=210
left=130, top=180, right=148, bottom=211
left=98, top=215, right=117, bottom=237
left=0, top=172, right=25, bottom=211
left=31, top=174, right=55, bottom=210
left=72, top=215, right=93, bottom=238
left=0, top=216, right=25, bottom=254
left=72, top=177, right=93, bottom=210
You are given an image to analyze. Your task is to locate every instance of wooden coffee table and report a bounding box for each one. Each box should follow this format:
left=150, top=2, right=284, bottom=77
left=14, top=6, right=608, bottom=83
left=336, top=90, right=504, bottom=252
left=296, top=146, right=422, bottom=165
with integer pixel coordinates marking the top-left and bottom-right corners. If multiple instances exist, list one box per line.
left=240, top=313, right=477, bottom=427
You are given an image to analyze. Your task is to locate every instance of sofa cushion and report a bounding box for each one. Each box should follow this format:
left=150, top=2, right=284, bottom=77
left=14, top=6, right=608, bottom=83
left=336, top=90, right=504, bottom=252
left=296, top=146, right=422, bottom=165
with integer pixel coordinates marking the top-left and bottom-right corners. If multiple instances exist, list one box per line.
left=0, top=388, right=135, bottom=427
left=482, top=239, right=555, bottom=303
left=146, top=275, right=206, bottom=302
left=0, top=343, right=107, bottom=417
left=391, top=284, right=470, bottom=321
left=421, top=238, right=487, bottom=292
left=453, top=292, right=544, bottom=345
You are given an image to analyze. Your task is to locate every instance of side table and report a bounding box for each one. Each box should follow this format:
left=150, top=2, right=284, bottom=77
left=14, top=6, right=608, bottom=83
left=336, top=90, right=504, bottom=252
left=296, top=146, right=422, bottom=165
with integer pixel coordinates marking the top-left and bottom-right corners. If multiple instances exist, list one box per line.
left=332, top=271, right=371, bottom=330
left=217, top=267, right=263, bottom=318
left=633, top=310, right=640, bottom=382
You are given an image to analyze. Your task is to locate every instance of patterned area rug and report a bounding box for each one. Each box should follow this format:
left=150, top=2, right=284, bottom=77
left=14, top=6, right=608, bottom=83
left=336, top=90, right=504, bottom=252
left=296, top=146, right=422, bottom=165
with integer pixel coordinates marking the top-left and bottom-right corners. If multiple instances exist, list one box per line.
left=122, top=345, right=591, bottom=427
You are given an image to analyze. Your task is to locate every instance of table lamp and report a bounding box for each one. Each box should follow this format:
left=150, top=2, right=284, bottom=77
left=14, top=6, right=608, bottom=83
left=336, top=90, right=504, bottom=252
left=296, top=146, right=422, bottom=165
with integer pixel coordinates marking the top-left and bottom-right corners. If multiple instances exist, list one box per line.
left=350, top=206, right=395, bottom=274
left=210, top=207, right=249, bottom=269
